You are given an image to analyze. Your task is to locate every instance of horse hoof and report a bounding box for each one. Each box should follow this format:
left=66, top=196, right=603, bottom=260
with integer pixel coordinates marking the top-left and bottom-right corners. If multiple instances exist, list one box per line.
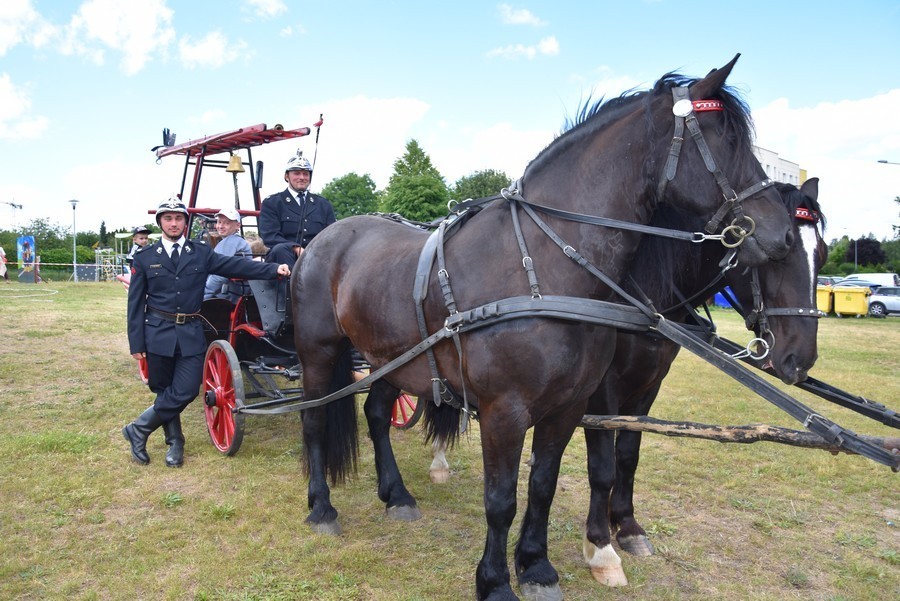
left=590, top=566, right=628, bottom=587
left=429, top=468, right=450, bottom=484
left=618, top=534, right=654, bottom=557
left=519, top=582, right=563, bottom=601
left=584, top=539, right=628, bottom=587
left=309, top=519, right=342, bottom=536
left=386, top=504, right=422, bottom=521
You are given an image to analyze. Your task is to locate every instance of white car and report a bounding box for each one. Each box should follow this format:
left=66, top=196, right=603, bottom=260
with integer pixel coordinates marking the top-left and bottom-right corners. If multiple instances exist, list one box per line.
left=868, top=286, right=900, bottom=317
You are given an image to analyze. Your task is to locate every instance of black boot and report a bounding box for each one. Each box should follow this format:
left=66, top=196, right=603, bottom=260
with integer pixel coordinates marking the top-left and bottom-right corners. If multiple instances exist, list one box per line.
left=162, top=416, right=185, bottom=468
left=122, top=406, right=164, bottom=465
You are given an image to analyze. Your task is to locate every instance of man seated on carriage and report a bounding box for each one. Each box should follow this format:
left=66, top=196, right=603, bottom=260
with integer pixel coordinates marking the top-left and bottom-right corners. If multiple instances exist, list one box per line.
left=203, top=208, right=253, bottom=303
left=259, top=151, right=336, bottom=265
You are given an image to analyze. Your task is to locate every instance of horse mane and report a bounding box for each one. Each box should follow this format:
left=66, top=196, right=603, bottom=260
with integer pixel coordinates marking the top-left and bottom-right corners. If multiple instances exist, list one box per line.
left=623, top=204, right=705, bottom=306
left=775, top=181, right=827, bottom=233
left=525, top=71, right=757, bottom=180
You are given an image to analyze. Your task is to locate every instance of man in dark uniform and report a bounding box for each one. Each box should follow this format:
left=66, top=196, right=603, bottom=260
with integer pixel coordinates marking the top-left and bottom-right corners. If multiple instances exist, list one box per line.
left=259, top=152, right=336, bottom=265
left=123, top=197, right=292, bottom=467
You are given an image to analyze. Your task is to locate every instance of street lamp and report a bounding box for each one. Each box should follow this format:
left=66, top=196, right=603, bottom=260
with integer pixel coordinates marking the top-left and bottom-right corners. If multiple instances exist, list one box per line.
left=69, top=199, right=79, bottom=282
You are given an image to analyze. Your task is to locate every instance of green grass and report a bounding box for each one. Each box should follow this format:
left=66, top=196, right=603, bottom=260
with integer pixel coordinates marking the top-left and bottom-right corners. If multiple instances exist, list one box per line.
left=0, top=282, right=897, bottom=600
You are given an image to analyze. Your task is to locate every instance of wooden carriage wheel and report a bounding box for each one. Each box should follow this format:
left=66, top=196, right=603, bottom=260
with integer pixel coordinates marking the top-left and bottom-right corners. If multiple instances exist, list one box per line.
left=202, top=340, right=246, bottom=455
left=391, top=392, right=420, bottom=429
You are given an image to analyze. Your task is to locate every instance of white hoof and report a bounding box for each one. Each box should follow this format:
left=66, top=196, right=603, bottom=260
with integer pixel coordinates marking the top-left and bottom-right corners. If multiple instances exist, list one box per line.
left=583, top=538, right=628, bottom=587
left=429, top=467, right=451, bottom=483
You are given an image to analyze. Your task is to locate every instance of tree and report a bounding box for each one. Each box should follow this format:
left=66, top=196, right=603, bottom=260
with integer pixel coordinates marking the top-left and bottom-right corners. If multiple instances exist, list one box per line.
left=382, top=175, right=450, bottom=222
left=894, top=196, right=899, bottom=238
left=381, top=140, right=449, bottom=221
left=387, top=139, right=443, bottom=183
left=99, top=221, right=108, bottom=246
left=320, top=172, right=379, bottom=219
left=451, top=169, right=511, bottom=202
left=846, top=237, right=885, bottom=268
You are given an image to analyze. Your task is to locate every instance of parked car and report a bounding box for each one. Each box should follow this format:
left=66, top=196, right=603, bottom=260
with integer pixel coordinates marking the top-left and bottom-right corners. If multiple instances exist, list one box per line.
left=817, top=275, right=843, bottom=286
left=868, top=286, right=900, bottom=317
left=834, top=280, right=881, bottom=292
left=839, top=273, right=899, bottom=288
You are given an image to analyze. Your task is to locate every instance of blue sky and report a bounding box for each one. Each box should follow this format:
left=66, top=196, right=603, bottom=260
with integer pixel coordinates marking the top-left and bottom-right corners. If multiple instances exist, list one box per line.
left=2, top=0, right=899, bottom=242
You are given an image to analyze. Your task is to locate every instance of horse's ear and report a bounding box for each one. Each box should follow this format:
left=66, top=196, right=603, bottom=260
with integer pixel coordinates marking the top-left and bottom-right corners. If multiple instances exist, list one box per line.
left=690, top=53, right=741, bottom=98
left=800, top=177, right=819, bottom=202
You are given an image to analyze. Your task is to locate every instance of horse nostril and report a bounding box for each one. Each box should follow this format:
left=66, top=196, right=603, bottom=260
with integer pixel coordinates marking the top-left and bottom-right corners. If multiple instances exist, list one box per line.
left=784, top=229, right=795, bottom=249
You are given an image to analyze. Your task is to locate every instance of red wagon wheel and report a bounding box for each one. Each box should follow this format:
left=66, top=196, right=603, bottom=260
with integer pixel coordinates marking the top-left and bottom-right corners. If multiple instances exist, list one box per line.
left=391, top=392, right=420, bottom=430
left=202, top=340, right=245, bottom=455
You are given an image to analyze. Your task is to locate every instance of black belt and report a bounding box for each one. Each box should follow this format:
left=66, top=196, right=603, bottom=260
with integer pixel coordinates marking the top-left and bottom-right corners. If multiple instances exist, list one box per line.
left=147, top=307, right=201, bottom=325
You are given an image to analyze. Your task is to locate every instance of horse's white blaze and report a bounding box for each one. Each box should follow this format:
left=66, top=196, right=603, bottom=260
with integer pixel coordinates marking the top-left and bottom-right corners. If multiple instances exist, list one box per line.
left=799, top=224, right=818, bottom=304
left=583, top=536, right=628, bottom=587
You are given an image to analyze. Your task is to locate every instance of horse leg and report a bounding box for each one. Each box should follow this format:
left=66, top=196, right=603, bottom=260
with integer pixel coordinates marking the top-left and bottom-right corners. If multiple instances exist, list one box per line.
left=301, top=404, right=340, bottom=534
left=611, top=385, right=662, bottom=557
left=583, top=426, right=628, bottom=586
left=515, top=409, right=588, bottom=601
left=475, top=403, right=529, bottom=601
left=611, top=431, right=653, bottom=556
left=300, top=346, right=357, bottom=536
left=363, top=379, right=421, bottom=521
left=430, top=436, right=451, bottom=483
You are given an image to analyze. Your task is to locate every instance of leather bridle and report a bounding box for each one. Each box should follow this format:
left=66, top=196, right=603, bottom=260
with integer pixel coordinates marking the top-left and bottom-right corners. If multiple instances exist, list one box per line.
left=657, top=86, right=776, bottom=248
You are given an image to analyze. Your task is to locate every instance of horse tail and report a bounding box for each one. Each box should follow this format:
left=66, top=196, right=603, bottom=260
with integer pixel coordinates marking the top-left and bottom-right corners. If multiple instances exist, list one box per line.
left=423, top=400, right=463, bottom=450
left=314, top=347, right=359, bottom=485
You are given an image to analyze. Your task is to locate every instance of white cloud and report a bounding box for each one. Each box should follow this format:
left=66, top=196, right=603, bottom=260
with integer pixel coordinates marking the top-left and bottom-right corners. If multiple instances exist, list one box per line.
left=245, top=0, right=288, bottom=19
left=179, top=31, right=248, bottom=69
left=0, top=73, right=49, bottom=139
left=60, top=0, right=175, bottom=74
left=754, top=90, right=900, bottom=240
left=486, top=35, right=559, bottom=60
left=0, top=0, right=54, bottom=55
left=498, top=4, right=546, bottom=27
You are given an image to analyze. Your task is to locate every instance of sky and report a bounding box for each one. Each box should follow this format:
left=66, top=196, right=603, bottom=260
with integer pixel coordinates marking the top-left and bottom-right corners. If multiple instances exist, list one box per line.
left=2, top=0, right=900, bottom=243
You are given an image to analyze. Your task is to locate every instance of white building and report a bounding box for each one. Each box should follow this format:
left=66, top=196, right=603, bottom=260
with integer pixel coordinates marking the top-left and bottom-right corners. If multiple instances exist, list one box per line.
left=752, top=146, right=804, bottom=185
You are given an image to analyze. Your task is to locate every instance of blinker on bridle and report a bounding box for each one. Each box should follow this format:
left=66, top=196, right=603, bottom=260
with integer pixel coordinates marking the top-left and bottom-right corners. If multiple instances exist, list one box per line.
left=657, top=86, right=775, bottom=249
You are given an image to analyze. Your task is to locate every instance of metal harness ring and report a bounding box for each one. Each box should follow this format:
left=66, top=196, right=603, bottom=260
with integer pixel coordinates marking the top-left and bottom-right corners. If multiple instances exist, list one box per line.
left=719, top=216, right=756, bottom=248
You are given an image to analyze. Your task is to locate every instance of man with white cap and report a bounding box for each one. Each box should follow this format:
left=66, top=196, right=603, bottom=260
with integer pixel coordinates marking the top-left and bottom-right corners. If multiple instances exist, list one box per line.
left=259, top=151, right=336, bottom=265
left=204, top=207, right=252, bottom=302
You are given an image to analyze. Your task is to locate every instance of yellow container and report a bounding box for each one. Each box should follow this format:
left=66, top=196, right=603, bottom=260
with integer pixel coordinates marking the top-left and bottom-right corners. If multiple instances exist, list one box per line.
left=815, top=285, right=833, bottom=314
left=832, top=286, right=871, bottom=317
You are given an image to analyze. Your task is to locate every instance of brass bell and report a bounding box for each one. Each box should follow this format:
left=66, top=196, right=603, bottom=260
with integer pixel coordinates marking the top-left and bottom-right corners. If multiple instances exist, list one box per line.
left=226, top=153, right=245, bottom=173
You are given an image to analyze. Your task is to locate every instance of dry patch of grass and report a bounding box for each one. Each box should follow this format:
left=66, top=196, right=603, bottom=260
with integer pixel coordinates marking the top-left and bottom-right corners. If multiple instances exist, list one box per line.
left=0, top=284, right=897, bottom=600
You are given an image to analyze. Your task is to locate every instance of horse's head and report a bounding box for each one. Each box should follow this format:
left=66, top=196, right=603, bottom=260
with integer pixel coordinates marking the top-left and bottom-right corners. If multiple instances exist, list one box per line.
left=652, top=54, right=795, bottom=267
left=727, top=178, right=826, bottom=384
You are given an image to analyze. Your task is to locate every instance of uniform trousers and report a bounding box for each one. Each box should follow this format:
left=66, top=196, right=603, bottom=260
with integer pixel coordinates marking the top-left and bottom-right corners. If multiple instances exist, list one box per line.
left=266, top=242, right=301, bottom=266
left=145, top=350, right=204, bottom=423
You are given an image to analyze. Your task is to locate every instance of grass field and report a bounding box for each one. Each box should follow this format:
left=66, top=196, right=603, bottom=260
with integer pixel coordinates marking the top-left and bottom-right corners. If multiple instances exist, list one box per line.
left=0, top=282, right=897, bottom=600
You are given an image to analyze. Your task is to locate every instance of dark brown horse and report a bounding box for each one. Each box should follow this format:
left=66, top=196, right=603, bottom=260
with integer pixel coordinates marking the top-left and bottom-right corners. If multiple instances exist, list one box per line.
left=582, top=179, right=826, bottom=586
left=292, top=56, right=795, bottom=600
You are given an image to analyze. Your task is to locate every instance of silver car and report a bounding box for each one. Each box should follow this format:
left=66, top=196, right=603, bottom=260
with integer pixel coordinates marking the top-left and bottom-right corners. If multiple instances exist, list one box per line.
left=868, top=286, right=900, bottom=317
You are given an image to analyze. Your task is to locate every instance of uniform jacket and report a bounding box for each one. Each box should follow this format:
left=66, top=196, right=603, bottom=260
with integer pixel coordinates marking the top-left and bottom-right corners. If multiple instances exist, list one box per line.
left=259, top=188, right=336, bottom=249
left=127, top=239, right=281, bottom=357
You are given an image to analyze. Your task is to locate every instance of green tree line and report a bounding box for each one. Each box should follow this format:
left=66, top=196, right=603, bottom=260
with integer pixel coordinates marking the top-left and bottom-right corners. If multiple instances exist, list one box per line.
left=2, top=142, right=898, bottom=277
